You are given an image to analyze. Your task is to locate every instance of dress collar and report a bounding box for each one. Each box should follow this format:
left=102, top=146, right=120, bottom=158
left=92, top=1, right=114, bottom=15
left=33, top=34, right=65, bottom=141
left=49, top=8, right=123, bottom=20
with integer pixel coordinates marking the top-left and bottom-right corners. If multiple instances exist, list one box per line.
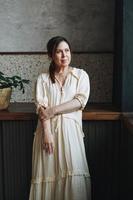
left=70, top=67, right=80, bottom=80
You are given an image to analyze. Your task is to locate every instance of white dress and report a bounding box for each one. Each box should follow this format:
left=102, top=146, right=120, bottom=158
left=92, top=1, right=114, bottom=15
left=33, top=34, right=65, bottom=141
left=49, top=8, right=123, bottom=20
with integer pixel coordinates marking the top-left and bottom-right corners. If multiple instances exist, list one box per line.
left=29, top=67, right=91, bottom=200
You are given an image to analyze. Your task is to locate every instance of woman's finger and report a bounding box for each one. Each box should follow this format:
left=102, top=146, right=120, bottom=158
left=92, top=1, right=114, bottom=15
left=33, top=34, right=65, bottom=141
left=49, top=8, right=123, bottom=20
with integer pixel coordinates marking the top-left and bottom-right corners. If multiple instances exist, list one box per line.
left=50, top=143, right=54, bottom=154
left=44, top=143, right=49, bottom=151
left=44, top=143, right=54, bottom=154
left=39, top=108, right=47, bottom=119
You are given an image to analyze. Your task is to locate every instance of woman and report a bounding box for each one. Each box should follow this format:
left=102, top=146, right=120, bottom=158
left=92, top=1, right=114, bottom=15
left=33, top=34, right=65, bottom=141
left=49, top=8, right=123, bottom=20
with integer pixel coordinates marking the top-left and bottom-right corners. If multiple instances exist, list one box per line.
left=29, top=36, right=91, bottom=200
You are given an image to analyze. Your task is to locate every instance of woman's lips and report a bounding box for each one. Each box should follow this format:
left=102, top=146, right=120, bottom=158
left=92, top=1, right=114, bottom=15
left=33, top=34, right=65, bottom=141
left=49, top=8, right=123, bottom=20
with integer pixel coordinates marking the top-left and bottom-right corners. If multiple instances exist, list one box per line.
left=61, top=59, right=67, bottom=62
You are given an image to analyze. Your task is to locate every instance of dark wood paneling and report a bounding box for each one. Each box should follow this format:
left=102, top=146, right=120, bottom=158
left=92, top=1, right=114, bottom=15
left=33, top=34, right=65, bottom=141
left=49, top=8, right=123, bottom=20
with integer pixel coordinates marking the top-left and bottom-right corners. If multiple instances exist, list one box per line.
left=127, top=130, right=133, bottom=200
left=0, top=122, right=4, bottom=200
left=83, top=120, right=121, bottom=200
left=120, top=116, right=133, bottom=200
left=1, top=120, right=36, bottom=200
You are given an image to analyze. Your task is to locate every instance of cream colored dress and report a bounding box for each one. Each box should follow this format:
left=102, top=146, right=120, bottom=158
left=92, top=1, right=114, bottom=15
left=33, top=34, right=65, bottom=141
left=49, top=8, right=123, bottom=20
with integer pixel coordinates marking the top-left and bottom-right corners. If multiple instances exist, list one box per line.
left=29, top=67, right=91, bottom=200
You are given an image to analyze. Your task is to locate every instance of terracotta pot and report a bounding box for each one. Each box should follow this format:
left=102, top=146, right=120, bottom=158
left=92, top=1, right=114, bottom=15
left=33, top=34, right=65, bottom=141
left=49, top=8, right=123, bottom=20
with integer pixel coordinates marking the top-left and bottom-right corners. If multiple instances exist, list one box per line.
left=0, top=87, right=12, bottom=110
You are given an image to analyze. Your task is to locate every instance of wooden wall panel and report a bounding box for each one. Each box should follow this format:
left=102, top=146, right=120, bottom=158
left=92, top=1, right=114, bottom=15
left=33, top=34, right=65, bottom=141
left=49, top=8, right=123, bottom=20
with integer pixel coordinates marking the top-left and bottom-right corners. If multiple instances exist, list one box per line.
left=127, top=131, right=133, bottom=199
left=83, top=120, right=121, bottom=200
left=2, top=120, right=36, bottom=200
left=0, top=122, right=4, bottom=200
left=119, top=122, right=133, bottom=200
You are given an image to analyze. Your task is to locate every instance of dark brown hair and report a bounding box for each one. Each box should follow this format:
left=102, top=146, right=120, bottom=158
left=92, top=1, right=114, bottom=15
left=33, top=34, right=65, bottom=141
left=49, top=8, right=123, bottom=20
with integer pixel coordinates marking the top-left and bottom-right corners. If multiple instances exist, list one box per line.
left=47, top=36, right=71, bottom=83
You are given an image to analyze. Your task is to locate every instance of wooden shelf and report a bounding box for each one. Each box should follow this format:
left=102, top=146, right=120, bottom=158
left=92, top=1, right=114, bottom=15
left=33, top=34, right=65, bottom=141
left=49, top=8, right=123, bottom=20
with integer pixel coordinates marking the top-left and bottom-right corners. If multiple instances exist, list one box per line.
left=122, top=113, right=133, bottom=133
left=0, top=103, right=121, bottom=121
left=0, top=103, right=37, bottom=120
left=83, top=103, right=121, bottom=120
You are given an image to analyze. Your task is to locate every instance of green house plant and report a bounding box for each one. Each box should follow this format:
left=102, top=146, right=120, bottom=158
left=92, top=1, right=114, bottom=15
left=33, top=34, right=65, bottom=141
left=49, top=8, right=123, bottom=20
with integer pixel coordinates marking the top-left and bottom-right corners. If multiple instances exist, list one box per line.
left=0, top=71, right=30, bottom=110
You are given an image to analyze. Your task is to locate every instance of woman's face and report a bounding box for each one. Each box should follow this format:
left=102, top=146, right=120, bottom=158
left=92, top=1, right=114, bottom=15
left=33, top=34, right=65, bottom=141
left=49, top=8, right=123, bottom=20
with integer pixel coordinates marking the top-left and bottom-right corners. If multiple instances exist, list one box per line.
left=52, top=41, right=71, bottom=70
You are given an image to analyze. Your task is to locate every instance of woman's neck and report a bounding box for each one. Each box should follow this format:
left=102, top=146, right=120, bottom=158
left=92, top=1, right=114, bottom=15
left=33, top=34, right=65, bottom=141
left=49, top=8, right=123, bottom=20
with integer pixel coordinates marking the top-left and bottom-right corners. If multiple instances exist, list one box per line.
left=55, top=66, right=70, bottom=75
left=55, top=66, right=72, bottom=86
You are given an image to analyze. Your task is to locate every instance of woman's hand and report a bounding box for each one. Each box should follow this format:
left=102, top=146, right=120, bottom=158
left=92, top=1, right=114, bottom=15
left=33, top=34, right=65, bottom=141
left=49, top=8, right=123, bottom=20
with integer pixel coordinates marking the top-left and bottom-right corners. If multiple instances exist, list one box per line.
left=42, top=132, right=54, bottom=154
left=39, top=106, right=56, bottom=121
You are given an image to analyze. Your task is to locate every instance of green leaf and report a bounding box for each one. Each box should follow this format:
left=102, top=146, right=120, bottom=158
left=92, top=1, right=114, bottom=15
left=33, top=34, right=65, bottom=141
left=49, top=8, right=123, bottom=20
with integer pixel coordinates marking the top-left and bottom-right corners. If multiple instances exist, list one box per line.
left=0, top=71, right=30, bottom=93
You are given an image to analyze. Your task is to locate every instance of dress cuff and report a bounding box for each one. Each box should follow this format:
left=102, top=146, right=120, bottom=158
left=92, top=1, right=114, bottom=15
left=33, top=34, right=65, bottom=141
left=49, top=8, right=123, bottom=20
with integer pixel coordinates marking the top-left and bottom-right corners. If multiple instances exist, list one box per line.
left=36, top=103, right=46, bottom=114
left=74, top=96, right=85, bottom=110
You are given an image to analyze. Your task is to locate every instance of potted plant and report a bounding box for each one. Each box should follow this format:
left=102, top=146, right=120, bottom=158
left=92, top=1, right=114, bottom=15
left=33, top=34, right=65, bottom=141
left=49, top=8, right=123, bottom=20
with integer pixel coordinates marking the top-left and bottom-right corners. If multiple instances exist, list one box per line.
left=0, top=71, right=30, bottom=110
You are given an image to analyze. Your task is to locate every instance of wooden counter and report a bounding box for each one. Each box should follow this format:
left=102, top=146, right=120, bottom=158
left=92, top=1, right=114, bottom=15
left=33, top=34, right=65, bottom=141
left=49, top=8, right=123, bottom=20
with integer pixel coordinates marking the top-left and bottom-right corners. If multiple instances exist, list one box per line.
left=0, top=103, right=37, bottom=120
left=0, top=103, right=121, bottom=120
left=122, top=113, right=133, bottom=133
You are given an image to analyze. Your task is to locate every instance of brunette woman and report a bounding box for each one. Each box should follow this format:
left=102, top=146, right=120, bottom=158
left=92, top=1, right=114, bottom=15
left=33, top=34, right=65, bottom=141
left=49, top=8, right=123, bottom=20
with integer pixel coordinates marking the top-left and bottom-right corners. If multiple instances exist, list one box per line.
left=29, top=36, right=91, bottom=200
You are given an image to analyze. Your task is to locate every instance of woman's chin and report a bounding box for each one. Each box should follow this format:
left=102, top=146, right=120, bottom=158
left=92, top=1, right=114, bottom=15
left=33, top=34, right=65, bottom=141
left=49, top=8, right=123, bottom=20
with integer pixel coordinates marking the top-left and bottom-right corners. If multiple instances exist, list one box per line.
left=59, top=64, right=69, bottom=69
left=62, top=62, right=70, bottom=67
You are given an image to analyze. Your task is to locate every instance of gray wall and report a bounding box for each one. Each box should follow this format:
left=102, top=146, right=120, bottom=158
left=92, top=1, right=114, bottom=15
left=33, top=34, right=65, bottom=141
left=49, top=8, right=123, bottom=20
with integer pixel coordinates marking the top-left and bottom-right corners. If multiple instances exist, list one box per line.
left=0, top=0, right=115, bottom=52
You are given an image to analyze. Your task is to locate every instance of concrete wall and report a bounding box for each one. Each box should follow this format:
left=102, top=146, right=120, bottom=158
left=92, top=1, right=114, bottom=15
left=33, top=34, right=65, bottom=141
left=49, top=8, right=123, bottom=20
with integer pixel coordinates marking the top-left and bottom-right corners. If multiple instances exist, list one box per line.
left=0, top=0, right=115, bottom=52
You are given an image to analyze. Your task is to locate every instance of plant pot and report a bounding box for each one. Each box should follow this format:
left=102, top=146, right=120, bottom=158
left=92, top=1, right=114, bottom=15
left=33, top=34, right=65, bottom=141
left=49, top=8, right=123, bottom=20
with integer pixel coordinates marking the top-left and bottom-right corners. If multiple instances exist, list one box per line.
left=0, top=87, right=12, bottom=110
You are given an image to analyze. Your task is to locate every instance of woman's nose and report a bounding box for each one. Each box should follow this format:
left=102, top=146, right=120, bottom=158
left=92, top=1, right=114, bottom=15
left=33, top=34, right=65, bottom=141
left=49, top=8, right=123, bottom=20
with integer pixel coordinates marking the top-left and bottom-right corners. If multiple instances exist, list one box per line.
left=62, top=51, right=66, bottom=57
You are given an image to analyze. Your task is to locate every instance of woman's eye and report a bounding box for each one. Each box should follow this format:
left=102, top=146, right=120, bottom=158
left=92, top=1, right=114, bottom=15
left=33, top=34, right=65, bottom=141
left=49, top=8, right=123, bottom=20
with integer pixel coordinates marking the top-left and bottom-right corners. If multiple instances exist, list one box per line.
left=56, top=50, right=61, bottom=54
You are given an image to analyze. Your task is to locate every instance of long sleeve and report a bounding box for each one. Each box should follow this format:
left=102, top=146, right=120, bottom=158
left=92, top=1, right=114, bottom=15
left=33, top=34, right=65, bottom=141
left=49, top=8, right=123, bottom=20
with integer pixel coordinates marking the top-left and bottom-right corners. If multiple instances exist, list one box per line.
left=74, top=70, right=90, bottom=109
left=35, top=74, right=48, bottom=114
left=54, top=98, right=81, bottom=115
